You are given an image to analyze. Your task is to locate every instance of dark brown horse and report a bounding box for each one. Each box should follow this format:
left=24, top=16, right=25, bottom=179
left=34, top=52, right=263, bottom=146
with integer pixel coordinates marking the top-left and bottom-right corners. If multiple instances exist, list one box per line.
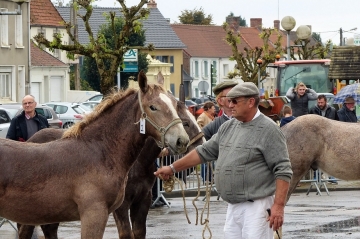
left=0, top=72, right=189, bottom=239
left=20, top=93, right=204, bottom=239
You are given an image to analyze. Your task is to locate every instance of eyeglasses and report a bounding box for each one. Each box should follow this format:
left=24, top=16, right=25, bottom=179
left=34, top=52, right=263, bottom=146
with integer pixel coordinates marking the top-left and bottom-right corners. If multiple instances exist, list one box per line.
left=227, top=98, right=248, bottom=105
left=22, top=102, right=34, bottom=106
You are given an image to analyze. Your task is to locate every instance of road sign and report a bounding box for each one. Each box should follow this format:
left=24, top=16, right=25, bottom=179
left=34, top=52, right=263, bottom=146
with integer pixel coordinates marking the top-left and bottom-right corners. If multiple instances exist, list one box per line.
left=198, top=81, right=209, bottom=92
left=124, top=49, right=138, bottom=62
left=123, top=62, right=138, bottom=72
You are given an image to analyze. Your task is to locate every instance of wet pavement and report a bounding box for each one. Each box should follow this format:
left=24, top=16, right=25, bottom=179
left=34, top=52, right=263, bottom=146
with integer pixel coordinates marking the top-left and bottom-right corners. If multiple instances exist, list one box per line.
left=1, top=181, right=360, bottom=238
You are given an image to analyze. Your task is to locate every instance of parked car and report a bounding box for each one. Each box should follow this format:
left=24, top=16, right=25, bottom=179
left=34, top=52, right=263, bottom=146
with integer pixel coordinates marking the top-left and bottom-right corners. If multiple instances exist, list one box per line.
left=0, top=104, right=62, bottom=138
left=45, top=102, right=92, bottom=128
left=85, top=94, right=103, bottom=103
left=81, top=101, right=100, bottom=110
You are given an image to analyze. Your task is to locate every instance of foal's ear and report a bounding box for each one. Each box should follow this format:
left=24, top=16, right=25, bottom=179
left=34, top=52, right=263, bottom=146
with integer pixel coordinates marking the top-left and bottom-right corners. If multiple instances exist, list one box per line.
left=138, top=70, right=149, bottom=93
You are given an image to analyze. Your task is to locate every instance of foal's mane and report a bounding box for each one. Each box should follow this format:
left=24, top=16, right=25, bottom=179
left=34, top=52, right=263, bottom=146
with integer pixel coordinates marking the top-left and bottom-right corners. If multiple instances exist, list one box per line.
left=63, top=88, right=137, bottom=139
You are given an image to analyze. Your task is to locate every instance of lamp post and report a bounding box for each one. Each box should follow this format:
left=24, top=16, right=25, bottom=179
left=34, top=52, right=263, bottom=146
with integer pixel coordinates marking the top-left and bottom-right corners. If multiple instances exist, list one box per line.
left=281, top=16, right=296, bottom=61
left=256, top=58, right=263, bottom=89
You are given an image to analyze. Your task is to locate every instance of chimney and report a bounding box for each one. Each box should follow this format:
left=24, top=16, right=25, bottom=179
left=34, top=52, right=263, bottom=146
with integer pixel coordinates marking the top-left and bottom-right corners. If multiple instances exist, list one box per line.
left=226, top=16, right=240, bottom=32
left=274, top=20, right=280, bottom=30
left=250, top=18, right=262, bottom=29
left=147, top=0, right=157, bottom=8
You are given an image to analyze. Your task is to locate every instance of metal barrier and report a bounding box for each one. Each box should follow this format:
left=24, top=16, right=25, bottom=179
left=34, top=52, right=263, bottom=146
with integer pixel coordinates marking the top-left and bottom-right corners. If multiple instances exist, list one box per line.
left=152, top=155, right=218, bottom=208
left=152, top=155, right=338, bottom=208
left=300, top=169, right=339, bottom=196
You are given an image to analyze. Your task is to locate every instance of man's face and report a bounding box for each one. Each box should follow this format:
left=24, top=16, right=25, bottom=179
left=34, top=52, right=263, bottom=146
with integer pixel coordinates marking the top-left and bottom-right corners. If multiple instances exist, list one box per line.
left=228, top=97, right=251, bottom=121
left=217, top=87, right=233, bottom=111
left=345, top=102, right=355, bottom=111
left=317, top=98, right=327, bottom=110
left=22, top=96, right=37, bottom=115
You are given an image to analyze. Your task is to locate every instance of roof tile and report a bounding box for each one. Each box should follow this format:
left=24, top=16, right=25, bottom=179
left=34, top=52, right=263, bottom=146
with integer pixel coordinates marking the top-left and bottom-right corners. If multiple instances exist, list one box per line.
left=31, top=41, right=67, bottom=67
left=30, top=0, right=64, bottom=27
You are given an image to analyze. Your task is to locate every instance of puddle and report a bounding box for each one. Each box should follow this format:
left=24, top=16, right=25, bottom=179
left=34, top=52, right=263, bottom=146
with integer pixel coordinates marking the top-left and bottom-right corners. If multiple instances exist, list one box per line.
left=290, top=217, right=360, bottom=234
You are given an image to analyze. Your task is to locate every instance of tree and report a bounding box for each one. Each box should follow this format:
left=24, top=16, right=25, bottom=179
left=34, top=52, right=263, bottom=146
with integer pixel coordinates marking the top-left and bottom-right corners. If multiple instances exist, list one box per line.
left=34, top=0, right=153, bottom=94
left=312, top=32, right=322, bottom=43
left=80, top=16, right=149, bottom=91
left=223, top=23, right=284, bottom=84
left=178, top=7, right=213, bottom=25
left=226, top=12, right=247, bottom=27
left=290, top=38, right=332, bottom=60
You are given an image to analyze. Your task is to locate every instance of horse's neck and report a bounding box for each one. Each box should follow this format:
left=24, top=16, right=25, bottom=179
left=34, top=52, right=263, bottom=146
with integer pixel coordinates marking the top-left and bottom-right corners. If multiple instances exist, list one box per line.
left=80, top=94, right=148, bottom=171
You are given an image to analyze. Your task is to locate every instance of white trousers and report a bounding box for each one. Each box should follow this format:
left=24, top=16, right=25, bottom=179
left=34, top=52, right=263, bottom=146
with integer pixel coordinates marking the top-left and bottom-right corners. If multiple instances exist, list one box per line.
left=223, top=195, right=274, bottom=239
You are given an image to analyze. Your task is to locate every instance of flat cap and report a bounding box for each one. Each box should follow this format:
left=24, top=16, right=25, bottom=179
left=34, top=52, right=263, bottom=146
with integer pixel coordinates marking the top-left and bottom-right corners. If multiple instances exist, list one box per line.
left=226, top=82, right=259, bottom=98
left=212, top=81, right=238, bottom=96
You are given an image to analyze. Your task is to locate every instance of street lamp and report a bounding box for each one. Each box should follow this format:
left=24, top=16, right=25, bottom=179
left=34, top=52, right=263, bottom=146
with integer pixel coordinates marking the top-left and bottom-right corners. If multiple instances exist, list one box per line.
left=281, top=16, right=296, bottom=61
left=257, top=58, right=263, bottom=89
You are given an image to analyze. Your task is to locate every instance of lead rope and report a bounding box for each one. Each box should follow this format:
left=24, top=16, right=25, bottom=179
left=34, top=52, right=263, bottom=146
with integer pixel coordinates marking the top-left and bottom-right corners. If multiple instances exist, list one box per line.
left=191, top=162, right=213, bottom=238
left=159, top=154, right=191, bottom=224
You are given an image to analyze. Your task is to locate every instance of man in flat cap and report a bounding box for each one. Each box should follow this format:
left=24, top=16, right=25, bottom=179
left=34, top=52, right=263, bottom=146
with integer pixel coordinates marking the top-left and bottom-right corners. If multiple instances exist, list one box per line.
left=202, top=80, right=238, bottom=140
left=155, top=82, right=292, bottom=239
left=337, top=96, right=357, bottom=122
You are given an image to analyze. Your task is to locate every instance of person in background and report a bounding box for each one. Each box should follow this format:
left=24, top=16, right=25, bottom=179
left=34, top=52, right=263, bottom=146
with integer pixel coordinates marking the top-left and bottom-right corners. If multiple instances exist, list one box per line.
left=201, top=81, right=238, bottom=184
left=155, top=82, right=292, bottom=238
left=202, top=81, right=238, bottom=140
left=6, top=95, right=49, bottom=141
left=280, top=105, right=296, bottom=127
left=6, top=95, right=49, bottom=234
left=337, top=96, right=357, bottom=122
left=309, top=94, right=338, bottom=120
left=309, top=94, right=339, bottom=184
left=196, top=101, right=216, bottom=129
left=286, top=82, right=318, bottom=117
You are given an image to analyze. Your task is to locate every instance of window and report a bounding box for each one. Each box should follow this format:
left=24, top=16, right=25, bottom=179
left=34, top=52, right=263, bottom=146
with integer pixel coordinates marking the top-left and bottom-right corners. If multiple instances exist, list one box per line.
left=223, top=64, right=229, bottom=76
left=37, top=28, right=46, bottom=48
left=53, top=29, right=60, bottom=59
left=0, top=73, right=11, bottom=99
left=155, top=55, right=174, bottom=73
left=0, top=110, right=10, bottom=124
left=194, top=61, right=199, bottom=78
left=0, top=9, right=9, bottom=47
left=203, top=61, right=208, bottom=77
left=15, top=14, right=23, bottom=47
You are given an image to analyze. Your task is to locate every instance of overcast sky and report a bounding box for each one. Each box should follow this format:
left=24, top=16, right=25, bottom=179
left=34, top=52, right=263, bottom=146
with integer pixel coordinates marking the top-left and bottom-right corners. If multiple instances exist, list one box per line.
left=67, top=0, right=360, bottom=44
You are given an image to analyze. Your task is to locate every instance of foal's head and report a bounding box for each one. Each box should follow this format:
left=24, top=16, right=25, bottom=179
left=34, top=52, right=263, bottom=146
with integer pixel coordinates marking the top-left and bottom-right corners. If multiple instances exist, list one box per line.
left=64, top=71, right=189, bottom=154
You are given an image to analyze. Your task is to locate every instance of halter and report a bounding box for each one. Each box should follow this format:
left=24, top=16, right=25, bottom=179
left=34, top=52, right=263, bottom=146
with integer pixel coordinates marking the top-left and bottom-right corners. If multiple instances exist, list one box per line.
left=138, top=90, right=182, bottom=148
left=187, top=131, right=204, bottom=148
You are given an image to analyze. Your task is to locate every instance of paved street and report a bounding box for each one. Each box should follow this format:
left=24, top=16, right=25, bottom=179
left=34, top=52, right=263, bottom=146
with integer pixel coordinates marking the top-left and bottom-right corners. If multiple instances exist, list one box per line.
left=1, top=182, right=360, bottom=238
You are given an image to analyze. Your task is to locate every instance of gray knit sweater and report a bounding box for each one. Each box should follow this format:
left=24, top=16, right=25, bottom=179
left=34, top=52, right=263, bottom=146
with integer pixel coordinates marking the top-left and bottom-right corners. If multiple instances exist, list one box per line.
left=196, top=114, right=293, bottom=204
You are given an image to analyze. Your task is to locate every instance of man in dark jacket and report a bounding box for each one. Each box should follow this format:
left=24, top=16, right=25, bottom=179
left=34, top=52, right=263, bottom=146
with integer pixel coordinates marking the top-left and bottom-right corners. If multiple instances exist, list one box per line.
left=6, top=95, right=49, bottom=141
left=337, top=96, right=357, bottom=123
left=309, top=94, right=339, bottom=183
left=309, top=94, right=338, bottom=120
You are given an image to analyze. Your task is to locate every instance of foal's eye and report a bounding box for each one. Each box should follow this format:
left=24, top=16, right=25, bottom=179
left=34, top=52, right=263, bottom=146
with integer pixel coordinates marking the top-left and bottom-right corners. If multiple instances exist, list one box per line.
left=149, top=105, right=157, bottom=111
left=183, top=121, right=190, bottom=127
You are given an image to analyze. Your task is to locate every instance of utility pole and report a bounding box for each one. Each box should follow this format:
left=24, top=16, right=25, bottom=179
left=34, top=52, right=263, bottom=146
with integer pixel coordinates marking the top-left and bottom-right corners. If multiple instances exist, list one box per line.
left=340, top=28, right=343, bottom=46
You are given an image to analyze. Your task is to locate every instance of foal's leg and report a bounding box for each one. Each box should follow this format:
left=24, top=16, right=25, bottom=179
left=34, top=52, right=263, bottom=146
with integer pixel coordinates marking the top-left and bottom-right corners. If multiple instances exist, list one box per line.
left=113, top=201, right=134, bottom=239
left=17, top=223, right=35, bottom=239
left=130, top=192, right=152, bottom=239
left=79, top=204, right=109, bottom=239
left=40, top=223, right=59, bottom=239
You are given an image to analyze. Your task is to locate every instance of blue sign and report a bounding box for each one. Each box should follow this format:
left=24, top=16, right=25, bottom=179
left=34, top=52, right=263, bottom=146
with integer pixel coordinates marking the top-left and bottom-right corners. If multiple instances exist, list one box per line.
left=123, top=49, right=138, bottom=62
left=123, top=62, right=138, bottom=72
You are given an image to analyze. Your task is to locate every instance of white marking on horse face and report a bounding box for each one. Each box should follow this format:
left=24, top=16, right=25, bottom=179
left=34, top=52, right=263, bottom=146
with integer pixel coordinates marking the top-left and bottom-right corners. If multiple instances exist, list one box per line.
left=186, top=110, right=206, bottom=143
left=159, top=93, right=178, bottom=117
